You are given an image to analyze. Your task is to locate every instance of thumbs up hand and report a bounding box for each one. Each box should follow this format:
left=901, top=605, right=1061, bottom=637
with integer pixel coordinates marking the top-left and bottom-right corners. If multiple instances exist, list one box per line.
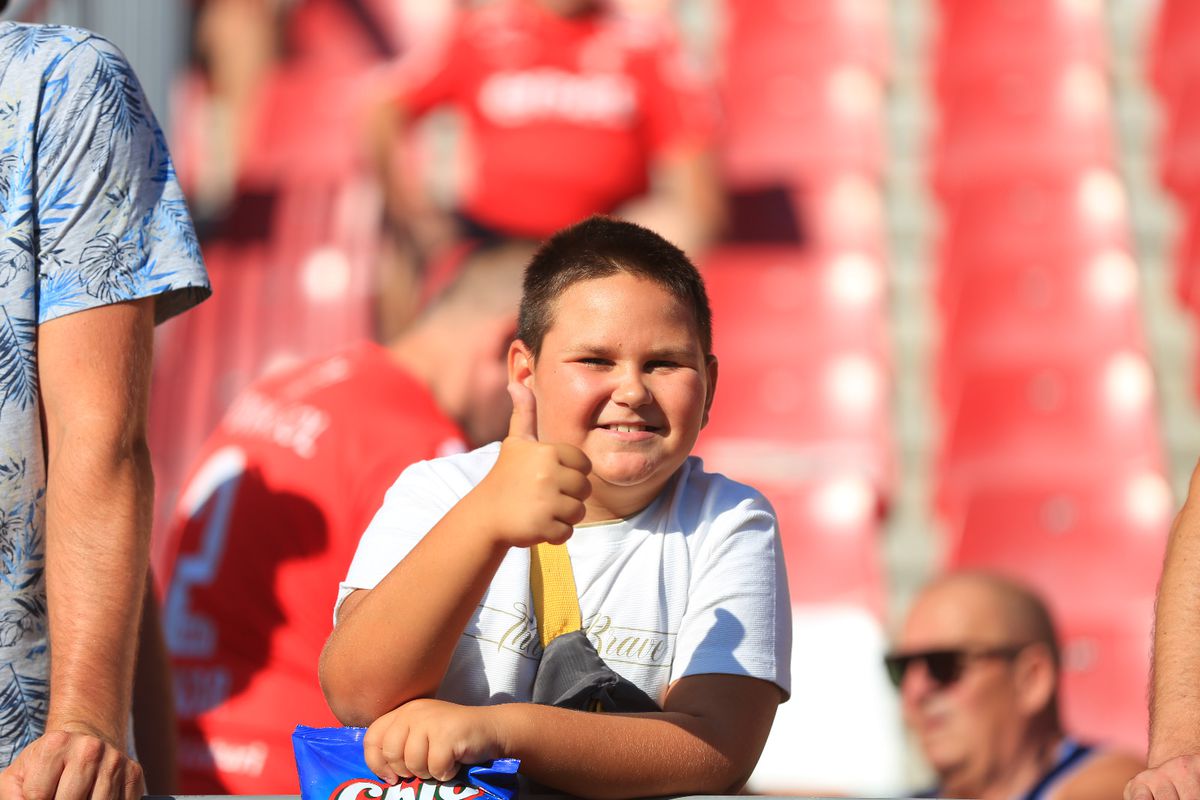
left=472, top=382, right=592, bottom=548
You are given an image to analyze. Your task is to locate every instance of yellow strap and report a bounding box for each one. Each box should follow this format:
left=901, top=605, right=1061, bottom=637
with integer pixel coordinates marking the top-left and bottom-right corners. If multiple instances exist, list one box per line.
left=529, top=542, right=582, bottom=649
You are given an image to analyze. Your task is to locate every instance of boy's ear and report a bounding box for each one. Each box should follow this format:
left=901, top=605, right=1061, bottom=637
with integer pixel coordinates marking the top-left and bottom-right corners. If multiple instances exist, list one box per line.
left=701, top=354, right=718, bottom=428
left=508, top=339, right=535, bottom=388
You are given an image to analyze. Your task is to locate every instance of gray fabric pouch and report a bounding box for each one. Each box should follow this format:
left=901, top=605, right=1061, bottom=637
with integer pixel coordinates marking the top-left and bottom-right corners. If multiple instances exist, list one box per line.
left=530, top=630, right=660, bottom=713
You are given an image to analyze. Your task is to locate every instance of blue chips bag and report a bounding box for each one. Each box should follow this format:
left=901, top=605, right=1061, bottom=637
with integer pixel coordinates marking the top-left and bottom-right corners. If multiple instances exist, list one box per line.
left=292, top=725, right=520, bottom=800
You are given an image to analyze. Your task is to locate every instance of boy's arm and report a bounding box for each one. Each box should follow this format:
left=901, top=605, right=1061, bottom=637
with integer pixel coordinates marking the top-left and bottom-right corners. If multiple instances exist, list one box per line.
left=364, top=673, right=781, bottom=799
left=320, top=386, right=591, bottom=724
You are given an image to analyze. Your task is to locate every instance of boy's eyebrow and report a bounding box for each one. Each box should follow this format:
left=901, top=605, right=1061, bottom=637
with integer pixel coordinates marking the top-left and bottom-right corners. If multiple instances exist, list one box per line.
left=644, top=347, right=698, bottom=362
left=565, top=343, right=699, bottom=362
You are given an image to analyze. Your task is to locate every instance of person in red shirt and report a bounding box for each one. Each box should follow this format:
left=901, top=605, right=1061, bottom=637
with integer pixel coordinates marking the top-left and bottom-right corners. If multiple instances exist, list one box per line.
left=156, top=254, right=524, bottom=793
left=368, top=0, right=724, bottom=338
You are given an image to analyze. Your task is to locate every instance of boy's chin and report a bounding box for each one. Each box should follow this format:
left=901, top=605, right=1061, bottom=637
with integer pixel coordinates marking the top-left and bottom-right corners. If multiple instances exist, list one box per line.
left=591, top=452, right=654, bottom=481
left=590, top=455, right=676, bottom=494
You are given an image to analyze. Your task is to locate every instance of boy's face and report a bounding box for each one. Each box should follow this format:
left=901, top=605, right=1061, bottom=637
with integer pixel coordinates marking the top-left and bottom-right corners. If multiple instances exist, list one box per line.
left=510, top=272, right=716, bottom=518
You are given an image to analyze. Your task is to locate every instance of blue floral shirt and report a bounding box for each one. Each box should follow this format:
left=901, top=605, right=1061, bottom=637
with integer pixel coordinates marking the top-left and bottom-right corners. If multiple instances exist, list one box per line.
left=0, top=22, right=210, bottom=763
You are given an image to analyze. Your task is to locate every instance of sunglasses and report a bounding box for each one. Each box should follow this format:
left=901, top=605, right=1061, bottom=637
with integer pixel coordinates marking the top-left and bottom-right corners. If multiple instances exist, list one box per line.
left=883, top=645, right=1028, bottom=689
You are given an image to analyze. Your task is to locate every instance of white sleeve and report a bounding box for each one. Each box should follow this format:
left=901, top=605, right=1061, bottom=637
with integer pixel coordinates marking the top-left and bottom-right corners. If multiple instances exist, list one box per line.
left=333, top=459, right=461, bottom=622
left=669, top=492, right=792, bottom=698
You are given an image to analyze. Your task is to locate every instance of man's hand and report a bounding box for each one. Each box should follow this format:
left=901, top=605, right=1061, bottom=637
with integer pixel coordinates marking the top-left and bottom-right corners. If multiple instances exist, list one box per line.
left=364, top=700, right=506, bottom=785
left=1126, top=756, right=1200, bottom=800
left=0, top=727, right=143, bottom=800
left=472, top=383, right=591, bottom=547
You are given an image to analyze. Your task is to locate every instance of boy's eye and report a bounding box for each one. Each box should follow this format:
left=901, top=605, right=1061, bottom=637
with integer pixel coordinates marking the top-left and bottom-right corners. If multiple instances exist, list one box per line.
left=579, top=357, right=612, bottom=367
left=646, top=361, right=681, bottom=372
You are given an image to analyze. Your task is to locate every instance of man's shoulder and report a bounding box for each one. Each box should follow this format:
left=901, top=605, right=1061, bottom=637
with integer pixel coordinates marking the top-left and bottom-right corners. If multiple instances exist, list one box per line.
left=596, top=11, right=680, bottom=54
left=1051, top=746, right=1143, bottom=800
left=218, top=343, right=463, bottom=461
left=0, top=22, right=123, bottom=73
left=251, top=343, right=408, bottom=402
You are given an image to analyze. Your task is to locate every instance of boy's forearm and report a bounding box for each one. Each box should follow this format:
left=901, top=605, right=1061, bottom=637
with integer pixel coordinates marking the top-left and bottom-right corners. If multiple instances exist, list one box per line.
left=321, top=498, right=508, bottom=724
left=493, top=702, right=755, bottom=799
left=1150, top=500, right=1200, bottom=765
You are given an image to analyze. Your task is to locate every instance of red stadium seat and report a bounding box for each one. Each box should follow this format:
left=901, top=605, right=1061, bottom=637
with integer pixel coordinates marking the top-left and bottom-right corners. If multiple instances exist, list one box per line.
left=697, top=346, right=893, bottom=495
left=1148, top=0, right=1200, bottom=105
left=936, top=240, right=1133, bottom=327
left=936, top=248, right=1146, bottom=406
left=725, top=0, right=891, bottom=79
left=930, top=62, right=1114, bottom=202
left=933, top=0, right=1108, bottom=101
left=936, top=351, right=1165, bottom=521
left=702, top=246, right=889, bottom=361
left=1165, top=207, right=1200, bottom=401
left=740, top=476, right=886, bottom=617
left=947, top=472, right=1171, bottom=614
left=1059, top=621, right=1152, bottom=756
left=936, top=169, right=1131, bottom=301
left=721, top=60, right=885, bottom=186
left=1158, top=82, right=1200, bottom=200
left=698, top=246, right=894, bottom=492
left=796, top=172, right=888, bottom=258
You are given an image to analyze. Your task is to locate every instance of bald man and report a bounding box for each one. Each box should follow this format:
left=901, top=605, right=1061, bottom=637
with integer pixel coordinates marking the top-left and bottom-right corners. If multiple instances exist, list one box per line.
left=888, top=572, right=1142, bottom=800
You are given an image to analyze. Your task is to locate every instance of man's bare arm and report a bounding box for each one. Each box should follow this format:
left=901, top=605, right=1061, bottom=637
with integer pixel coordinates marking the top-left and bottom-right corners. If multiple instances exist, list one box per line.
left=1149, top=462, right=1200, bottom=766
left=619, top=147, right=726, bottom=256
left=0, top=298, right=156, bottom=800
left=1124, top=462, right=1200, bottom=800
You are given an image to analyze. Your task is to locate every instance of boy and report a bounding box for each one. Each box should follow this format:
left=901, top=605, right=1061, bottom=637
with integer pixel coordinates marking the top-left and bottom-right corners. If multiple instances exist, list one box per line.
left=320, top=216, right=790, bottom=798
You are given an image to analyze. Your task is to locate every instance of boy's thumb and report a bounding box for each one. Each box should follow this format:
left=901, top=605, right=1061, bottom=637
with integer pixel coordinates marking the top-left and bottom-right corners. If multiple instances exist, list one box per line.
left=507, top=382, right=538, bottom=441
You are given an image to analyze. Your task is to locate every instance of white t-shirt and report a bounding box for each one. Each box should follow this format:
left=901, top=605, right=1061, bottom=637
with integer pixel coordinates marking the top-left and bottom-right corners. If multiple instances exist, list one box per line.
left=339, top=443, right=791, bottom=706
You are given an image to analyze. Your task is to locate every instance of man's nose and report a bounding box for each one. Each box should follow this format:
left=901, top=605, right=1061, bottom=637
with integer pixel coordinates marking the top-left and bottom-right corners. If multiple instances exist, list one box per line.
left=900, top=659, right=939, bottom=703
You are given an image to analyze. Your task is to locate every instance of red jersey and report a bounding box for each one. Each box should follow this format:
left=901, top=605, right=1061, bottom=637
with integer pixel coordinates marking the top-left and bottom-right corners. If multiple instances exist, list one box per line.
left=157, top=342, right=466, bottom=793
left=397, top=1, right=715, bottom=238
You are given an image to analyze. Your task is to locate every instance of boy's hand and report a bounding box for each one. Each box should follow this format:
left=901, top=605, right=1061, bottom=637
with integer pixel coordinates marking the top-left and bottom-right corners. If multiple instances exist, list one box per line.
left=474, top=383, right=591, bottom=548
left=364, top=699, right=506, bottom=784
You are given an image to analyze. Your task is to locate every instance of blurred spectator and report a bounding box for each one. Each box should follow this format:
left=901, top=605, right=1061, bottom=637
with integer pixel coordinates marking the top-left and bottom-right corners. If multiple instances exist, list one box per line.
left=889, top=572, right=1142, bottom=800
left=367, top=0, right=724, bottom=338
left=180, top=0, right=284, bottom=224
left=178, top=0, right=408, bottom=225
left=157, top=247, right=526, bottom=793
left=150, top=0, right=410, bottom=547
left=1127, top=462, right=1200, bottom=800
left=0, top=14, right=210, bottom=799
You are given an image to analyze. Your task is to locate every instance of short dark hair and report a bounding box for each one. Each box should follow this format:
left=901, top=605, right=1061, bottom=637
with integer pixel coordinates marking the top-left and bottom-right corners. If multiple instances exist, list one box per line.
left=518, top=216, right=712, bottom=358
